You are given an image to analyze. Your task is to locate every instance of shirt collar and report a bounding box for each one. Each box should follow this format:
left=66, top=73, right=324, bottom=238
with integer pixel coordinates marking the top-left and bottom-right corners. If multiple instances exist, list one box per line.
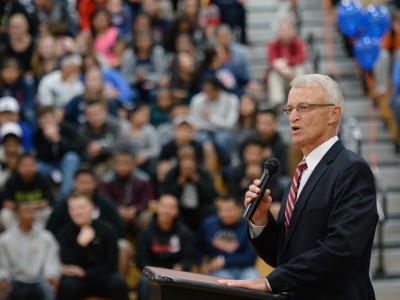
left=304, top=136, right=339, bottom=172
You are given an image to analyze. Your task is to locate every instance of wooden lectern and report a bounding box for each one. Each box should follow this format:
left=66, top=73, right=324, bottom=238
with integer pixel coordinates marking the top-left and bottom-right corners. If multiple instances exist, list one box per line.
left=144, top=266, right=287, bottom=300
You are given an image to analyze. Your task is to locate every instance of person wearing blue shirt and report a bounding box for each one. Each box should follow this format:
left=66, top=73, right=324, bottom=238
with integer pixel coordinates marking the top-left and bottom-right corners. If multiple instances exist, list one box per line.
left=194, top=195, right=260, bottom=280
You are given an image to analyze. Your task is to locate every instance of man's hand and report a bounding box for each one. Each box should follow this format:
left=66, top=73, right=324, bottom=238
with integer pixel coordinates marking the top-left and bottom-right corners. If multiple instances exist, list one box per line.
left=172, top=263, right=183, bottom=271
left=212, top=237, right=239, bottom=253
left=244, top=179, right=273, bottom=226
left=62, top=265, right=86, bottom=278
left=87, top=141, right=102, bottom=159
left=77, top=225, right=95, bottom=247
left=46, top=277, right=59, bottom=292
left=218, top=278, right=271, bottom=292
left=0, top=278, right=11, bottom=297
left=200, top=256, right=224, bottom=274
left=43, top=125, right=61, bottom=143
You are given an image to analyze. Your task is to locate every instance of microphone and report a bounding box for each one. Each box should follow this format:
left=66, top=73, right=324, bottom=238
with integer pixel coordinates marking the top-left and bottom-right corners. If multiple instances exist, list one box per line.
left=242, top=158, right=280, bottom=222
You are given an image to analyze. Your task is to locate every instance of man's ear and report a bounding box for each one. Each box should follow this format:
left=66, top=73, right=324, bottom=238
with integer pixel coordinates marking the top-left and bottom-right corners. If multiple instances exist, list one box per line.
left=328, top=105, right=342, bottom=125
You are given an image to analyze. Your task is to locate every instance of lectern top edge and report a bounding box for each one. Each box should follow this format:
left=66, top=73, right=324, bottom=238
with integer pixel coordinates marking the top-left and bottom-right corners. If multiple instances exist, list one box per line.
left=144, top=266, right=287, bottom=300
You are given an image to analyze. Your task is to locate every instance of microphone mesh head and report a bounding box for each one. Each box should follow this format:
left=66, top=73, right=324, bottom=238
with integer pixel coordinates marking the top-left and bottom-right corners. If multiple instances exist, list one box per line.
left=264, top=158, right=280, bottom=175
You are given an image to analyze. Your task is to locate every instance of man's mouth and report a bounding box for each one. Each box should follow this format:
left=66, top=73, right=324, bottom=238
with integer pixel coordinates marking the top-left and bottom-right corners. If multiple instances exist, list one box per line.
left=291, top=125, right=300, bottom=132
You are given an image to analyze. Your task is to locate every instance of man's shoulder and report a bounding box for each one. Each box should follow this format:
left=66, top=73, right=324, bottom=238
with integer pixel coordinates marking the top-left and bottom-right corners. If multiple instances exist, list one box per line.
left=38, top=228, right=58, bottom=244
left=92, top=219, right=118, bottom=237
left=201, top=214, right=220, bottom=228
left=40, top=70, right=61, bottom=84
left=0, top=228, right=14, bottom=243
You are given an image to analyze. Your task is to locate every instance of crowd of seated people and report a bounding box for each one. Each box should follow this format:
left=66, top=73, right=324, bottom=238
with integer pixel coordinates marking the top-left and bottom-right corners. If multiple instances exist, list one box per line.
left=0, top=1, right=302, bottom=299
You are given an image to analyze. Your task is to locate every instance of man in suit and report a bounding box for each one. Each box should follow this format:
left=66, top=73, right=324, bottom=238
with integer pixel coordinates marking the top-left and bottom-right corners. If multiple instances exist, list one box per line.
left=219, top=74, right=378, bottom=300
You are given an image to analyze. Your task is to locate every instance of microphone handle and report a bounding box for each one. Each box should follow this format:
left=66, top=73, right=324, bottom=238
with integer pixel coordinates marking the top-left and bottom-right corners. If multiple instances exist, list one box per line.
left=242, top=170, right=272, bottom=222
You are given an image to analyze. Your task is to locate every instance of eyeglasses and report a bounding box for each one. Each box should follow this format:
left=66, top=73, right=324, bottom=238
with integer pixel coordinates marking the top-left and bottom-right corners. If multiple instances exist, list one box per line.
left=282, top=103, right=335, bottom=116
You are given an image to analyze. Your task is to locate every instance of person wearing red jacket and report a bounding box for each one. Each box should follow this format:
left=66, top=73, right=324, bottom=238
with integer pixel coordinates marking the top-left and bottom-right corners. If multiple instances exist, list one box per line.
left=267, top=18, right=307, bottom=110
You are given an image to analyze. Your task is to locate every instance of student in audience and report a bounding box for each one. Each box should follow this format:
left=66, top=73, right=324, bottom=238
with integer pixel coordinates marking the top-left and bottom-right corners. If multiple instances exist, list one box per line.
left=121, top=29, right=167, bottom=103
left=266, top=18, right=307, bottom=109
left=194, top=45, right=240, bottom=96
left=233, top=92, right=258, bottom=162
left=106, top=0, right=133, bottom=39
left=46, top=167, right=134, bottom=276
left=46, top=167, right=124, bottom=239
left=30, top=35, right=59, bottom=84
left=57, top=191, right=129, bottom=300
left=215, top=24, right=251, bottom=93
left=34, top=106, right=81, bottom=200
left=34, top=0, right=78, bottom=36
left=78, top=99, right=122, bottom=177
left=161, top=144, right=215, bottom=232
left=99, top=144, right=154, bottom=238
left=0, top=201, right=61, bottom=300
left=194, top=195, right=260, bottom=279
left=156, top=115, right=204, bottom=190
left=255, top=108, right=289, bottom=176
left=122, top=104, right=160, bottom=177
left=90, top=8, right=121, bottom=68
left=168, top=50, right=196, bottom=104
left=136, top=194, right=194, bottom=300
left=64, top=65, right=119, bottom=125
left=150, top=87, right=173, bottom=127
left=211, top=0, right=248, bottom=44
left=0, top=13, right=35, bottom=73
left=0, top=153, right=54, bottom=230
left=0, top=96, right=33, bottom=152
left=0, top=122, right=23, bottom=189
left=228, top=136, right=285, bottom=219
left=37, top=54, right=84, bottom=122
left=0, top=57, right=36, bottom=128
left=189, top=76, right=239, bottom=174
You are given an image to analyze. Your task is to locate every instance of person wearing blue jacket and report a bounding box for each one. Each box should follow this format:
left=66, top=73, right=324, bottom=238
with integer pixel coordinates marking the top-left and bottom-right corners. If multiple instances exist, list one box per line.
left=194, top=195, right=260, bottom=280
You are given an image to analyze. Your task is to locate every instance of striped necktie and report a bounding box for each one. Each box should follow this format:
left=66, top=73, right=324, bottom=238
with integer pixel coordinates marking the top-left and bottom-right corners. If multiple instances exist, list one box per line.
left=284, top=159, right=308, bottom=231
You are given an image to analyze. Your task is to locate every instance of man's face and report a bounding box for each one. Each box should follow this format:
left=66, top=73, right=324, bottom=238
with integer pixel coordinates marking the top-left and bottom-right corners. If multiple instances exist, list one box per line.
left=175, top=124, right=193, bottom=145
left=68, top=196, right=94, bottom=226
left=85, top=103, right=106, bottom=129
left=243, top=144, right=263, bottom=165
left=0, top=111, right=18, bottom=125
left=216, top=200, right=241, bottom=226
left=74, top=173, right=97, bottom=195
left=278, top=21, right=295, bottom=44
left=16, top=203, right=36, bottom=228
left=17, top=156, right=36, bottom=181
left=38, top=111, right=56, bottom=129
left=203, top=83, right=219, bottom=101
left=157, top=195, right=179, bottom=224
left=114, top=154, right=134, bottom=178
left=287, top=86, right=334, bottom=154
left=256, top=113, right=276, bottom=139
left=1, top=66, right=20, bottom=84
left=3, top=136, right=21, bottom=157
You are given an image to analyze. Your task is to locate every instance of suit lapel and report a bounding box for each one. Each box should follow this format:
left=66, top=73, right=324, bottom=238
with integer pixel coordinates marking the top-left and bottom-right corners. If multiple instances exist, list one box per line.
left=282, top=140, right=345, bottom=252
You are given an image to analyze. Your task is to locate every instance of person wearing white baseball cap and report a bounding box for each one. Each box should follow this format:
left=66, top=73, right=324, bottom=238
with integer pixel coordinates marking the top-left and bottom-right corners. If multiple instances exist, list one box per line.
left=0, top=96, right=20, bottom=114
left=0, top=122, right=23, bottom=191
left=0, top=96, right=33, bottom=153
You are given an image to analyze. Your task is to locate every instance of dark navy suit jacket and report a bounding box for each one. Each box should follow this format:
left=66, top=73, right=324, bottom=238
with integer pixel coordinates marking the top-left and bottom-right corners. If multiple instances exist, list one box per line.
left=251, top=140, right=378, bottom=300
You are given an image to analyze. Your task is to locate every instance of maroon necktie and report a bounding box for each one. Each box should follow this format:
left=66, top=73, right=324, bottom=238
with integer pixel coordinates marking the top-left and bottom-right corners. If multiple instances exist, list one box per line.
left=284, top=159, right=308, bottom=231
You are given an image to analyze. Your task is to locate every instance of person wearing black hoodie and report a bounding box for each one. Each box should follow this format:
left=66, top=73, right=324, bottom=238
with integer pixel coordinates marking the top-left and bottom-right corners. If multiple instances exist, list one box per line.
left=135, top=194, right=193, bottom=300
left=57, top=191, right=128, bottom=300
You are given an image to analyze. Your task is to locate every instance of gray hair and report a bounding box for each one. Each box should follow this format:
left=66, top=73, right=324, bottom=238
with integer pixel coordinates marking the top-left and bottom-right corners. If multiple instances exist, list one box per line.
left=290, top=74, right=344, bottom=107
